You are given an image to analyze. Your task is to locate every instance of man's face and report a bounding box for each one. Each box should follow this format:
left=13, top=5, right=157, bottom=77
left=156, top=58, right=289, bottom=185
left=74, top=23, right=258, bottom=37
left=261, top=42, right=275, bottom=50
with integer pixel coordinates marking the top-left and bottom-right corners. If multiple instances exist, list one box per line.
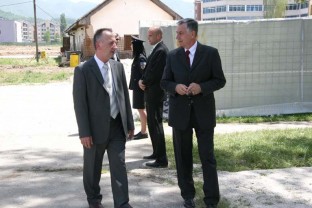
left=98, top=31, right=117, bottom=60
left=176, top=23, right=194, bottom=49
left=147, top=29, right=158, bottom=46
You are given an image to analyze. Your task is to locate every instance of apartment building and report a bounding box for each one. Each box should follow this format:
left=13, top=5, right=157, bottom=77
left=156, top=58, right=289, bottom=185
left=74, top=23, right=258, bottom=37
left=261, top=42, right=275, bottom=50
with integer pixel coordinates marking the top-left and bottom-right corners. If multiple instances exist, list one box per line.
left=198, top=0, right=310, bottom=21
left=0, top=19, right=60, bottom=43
left=37, top=21, right=60, bottom=42
left=21, top=21, right=34, bottom=42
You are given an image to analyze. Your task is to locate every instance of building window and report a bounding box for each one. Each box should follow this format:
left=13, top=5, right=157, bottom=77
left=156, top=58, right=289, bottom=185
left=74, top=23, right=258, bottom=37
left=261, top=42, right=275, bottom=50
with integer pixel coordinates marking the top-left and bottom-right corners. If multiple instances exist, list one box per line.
left=286, top=4, right=298, bottom=10
left=203, top=7, right=216, bottom=14
left=246, top=5, right=262, bottom=11
left=203, top=0, right=220, bottom=2
left=216, top=6, right=226, bottom=13
left=229, top=5, right=245, bottom=12
left=300, top=2, right=308, bottom=9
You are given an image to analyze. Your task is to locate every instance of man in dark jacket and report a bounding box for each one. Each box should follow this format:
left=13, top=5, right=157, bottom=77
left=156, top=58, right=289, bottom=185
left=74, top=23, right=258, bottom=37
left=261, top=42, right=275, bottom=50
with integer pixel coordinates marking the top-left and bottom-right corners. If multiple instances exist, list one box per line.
left=161, top=18, right=226, bottom=208
left=139, top=27, right=168, bottom=168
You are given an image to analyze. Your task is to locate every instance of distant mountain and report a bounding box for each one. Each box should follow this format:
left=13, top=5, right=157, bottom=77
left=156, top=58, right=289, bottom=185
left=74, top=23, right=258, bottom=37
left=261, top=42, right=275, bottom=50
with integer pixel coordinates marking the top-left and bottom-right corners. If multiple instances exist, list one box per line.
left=0, top=0, right=98, bottom=19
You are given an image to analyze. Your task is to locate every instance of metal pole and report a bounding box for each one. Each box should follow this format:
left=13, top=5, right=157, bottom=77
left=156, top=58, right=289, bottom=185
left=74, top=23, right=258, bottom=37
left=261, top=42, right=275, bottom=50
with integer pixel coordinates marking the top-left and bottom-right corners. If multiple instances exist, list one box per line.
left=33, top=0, right=39, bottom=62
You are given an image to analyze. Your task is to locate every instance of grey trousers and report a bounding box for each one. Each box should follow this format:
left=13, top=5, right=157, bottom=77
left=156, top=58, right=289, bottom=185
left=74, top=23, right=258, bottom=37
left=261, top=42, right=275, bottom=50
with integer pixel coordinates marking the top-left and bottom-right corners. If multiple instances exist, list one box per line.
left=83, top=115, right=129, bottom=207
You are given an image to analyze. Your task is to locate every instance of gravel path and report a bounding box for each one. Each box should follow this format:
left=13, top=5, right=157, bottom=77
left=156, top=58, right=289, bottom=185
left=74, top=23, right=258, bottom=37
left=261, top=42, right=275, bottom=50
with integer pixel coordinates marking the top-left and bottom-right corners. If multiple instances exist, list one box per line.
left=0, top=80, right=311, bottom=207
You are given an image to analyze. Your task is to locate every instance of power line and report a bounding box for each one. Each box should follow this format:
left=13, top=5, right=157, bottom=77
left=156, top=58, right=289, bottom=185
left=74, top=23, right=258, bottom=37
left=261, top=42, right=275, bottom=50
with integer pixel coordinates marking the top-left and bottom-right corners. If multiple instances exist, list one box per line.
left=0, top=1, right=32, bottom=8
left=36, top=4, right=57, bottom=19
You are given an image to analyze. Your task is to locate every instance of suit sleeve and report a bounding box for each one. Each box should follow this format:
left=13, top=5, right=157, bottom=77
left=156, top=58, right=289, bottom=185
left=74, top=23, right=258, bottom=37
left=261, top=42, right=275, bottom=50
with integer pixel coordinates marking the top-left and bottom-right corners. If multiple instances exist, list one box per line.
left=160, top=53, right=177, bottom=96
left=121, top=64, right=135, bottom=131
left=73, top=66, right=91, bottom=138
left=199, top=49, right=226, bottom=96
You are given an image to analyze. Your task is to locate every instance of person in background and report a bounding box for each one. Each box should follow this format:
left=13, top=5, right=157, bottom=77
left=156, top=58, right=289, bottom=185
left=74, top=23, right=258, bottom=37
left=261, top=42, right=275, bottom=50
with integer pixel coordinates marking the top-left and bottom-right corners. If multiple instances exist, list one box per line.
left=129, top=35, right=148, bottom=140
left=161, top=18, right=226, bottom=208
left=112, top=33, right=121, bottom=62
left=73, top=28, right=134, bottom=208
left=139, top=27, right=168, bottom=167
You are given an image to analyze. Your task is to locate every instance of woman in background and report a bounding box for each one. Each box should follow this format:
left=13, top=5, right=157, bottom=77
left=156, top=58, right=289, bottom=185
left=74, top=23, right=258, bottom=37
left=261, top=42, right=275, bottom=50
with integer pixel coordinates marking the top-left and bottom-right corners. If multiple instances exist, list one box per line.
left=129, top=36, right=148, bottom=140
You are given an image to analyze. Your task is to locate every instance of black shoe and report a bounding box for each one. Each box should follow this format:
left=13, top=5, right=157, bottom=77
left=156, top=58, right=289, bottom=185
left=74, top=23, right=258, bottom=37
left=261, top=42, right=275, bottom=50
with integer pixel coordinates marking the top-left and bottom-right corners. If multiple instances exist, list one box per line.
left=206, top=205, right=217, bottom=208
left=183, top=199, right=195, bottom=208
left=145, top=161, right=168, bottom=168
left=89, top=202, right=104, bottom=208
left=143, top=154, right=156, bottom=159
left=119, top=203, right=133, bottom=208
left=133, top=132, right=148, bottom=140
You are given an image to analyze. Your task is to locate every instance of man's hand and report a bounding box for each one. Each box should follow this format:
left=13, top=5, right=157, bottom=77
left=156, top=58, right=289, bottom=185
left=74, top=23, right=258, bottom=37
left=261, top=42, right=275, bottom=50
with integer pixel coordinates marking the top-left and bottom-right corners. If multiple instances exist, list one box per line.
left=127, top=130, right=134, bottom=141
left=138, top=80, right=146, bottom=91
left=175, top=84, right=188, bottom=95
left=187, top=83, right=201, bottom=95
left=80, top=136, right=93, bottom=149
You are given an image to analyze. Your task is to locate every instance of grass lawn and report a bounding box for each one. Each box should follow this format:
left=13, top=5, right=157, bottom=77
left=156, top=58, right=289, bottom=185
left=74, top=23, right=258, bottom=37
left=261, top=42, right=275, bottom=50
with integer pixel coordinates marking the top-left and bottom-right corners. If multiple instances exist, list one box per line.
left=0, top=57, right=73, bottom=85
left=165, top=127, right=312, bottom=207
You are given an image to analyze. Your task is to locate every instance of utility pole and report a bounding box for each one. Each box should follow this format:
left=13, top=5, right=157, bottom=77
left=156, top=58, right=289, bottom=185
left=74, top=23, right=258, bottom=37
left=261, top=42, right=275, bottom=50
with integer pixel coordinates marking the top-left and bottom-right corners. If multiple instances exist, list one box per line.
left=33, top=0, right=39, bottom=62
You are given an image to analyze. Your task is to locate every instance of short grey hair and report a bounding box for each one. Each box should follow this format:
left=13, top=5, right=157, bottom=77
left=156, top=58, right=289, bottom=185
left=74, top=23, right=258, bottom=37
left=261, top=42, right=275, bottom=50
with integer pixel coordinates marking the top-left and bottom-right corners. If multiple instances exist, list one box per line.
left=177, top=18, right=198, bottom=36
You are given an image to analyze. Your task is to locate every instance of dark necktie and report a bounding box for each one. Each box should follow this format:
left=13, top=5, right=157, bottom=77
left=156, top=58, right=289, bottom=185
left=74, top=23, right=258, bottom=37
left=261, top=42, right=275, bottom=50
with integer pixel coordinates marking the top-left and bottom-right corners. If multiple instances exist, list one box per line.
left=185, top=50, right=190, bottom=66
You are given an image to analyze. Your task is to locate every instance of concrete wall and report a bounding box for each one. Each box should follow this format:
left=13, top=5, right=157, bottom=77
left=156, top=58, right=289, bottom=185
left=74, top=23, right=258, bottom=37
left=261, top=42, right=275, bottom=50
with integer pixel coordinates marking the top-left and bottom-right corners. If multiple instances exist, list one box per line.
left=141, top=18, right=312, bottom=116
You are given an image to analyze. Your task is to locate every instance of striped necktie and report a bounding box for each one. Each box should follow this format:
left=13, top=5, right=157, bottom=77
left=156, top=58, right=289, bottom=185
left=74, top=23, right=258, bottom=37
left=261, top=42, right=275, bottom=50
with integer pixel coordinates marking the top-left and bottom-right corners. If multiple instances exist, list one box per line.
left=103, top=63, right=119, bottom=118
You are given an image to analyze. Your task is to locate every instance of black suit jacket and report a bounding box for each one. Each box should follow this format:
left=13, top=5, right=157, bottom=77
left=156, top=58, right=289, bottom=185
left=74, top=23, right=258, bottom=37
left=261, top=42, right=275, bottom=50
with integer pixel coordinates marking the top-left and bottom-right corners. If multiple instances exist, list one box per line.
left=161, top=42, right=226, bottom=130
left=73, top=57, right=134, bottom=144
left=142, top=41, right=169, bottom=103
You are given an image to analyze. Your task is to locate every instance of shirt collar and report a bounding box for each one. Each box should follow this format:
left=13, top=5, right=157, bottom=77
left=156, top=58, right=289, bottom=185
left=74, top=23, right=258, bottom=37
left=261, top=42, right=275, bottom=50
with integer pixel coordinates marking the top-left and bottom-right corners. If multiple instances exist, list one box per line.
left=185, top=41, right=197, bottom=56
left=94, top=54, right=109, bottom=69
left=151, top=40, right=162, bottom=52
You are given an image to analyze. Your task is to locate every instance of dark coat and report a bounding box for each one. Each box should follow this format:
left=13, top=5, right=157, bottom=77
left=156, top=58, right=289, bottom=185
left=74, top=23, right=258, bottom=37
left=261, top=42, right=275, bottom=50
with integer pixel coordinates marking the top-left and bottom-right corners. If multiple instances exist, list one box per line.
left=161, top=42, right=226, bottom=130
left=73, top=57, right=134, bottom=144
left=142, top=41, right=168, bottom=103
left=129, top=53, right=147, bottom=91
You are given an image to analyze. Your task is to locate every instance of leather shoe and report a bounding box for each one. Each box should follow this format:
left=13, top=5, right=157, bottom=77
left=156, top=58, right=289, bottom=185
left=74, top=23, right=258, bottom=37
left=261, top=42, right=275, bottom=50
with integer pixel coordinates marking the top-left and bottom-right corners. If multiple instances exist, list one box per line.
left=143, top=154, right=156, bottom=159
left=89, top=202, right=104, bottom=208
left=133, top=132, right=148, bottom=140
left=145, top=161, right=168, bottom=168
left=206, top=204, right=217, bottom=208
left=119, top=203, right=133, bottom=208
left=183, top=199, right=195, bottom=208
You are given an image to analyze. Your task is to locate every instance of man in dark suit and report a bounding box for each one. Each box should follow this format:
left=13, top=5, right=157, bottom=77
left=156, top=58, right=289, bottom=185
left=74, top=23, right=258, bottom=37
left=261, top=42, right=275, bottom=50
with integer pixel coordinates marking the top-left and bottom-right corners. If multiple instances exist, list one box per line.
left=161, top=19, right=226, bottom=208
left=73, top=28, right=134, bottom=208
left=139, top=27, right=168, bottom=168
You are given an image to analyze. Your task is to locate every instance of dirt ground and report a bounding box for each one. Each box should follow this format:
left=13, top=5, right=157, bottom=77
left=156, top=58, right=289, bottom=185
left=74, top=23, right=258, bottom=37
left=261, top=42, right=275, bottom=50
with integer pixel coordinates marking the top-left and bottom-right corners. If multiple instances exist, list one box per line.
left=0, top=45, right=73, bottom=73
left=0, top=45, right=61, bottom=56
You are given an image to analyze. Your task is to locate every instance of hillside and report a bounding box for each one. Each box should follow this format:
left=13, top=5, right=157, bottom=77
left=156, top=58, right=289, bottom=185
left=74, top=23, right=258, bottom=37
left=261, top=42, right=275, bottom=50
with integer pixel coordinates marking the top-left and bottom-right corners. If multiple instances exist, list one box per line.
left=0, top=0, right=97, bottom=20
left=0, top=9, right=76, bottom=25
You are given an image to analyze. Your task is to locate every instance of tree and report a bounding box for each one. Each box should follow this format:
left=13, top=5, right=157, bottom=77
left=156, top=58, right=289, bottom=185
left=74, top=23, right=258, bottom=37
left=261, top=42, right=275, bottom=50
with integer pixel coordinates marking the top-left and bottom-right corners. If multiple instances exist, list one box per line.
left=60, top=13, right=67, bottom=37
left=295, top=0, right=308, bottom=16
left=264, top=0, right=288, bottom=18
left=54, top=32, right=60, bottom=43
left=43, top=31, right=50, bottom=43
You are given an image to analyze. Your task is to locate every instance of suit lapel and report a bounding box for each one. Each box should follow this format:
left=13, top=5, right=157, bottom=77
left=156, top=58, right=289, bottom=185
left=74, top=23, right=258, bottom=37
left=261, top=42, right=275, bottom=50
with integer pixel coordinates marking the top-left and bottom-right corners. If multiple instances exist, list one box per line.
left=90, top=57, right=105, bottom=86
left=191, top=42, right=202, bottom=71
left=109, top=60, right=118, bottom=90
